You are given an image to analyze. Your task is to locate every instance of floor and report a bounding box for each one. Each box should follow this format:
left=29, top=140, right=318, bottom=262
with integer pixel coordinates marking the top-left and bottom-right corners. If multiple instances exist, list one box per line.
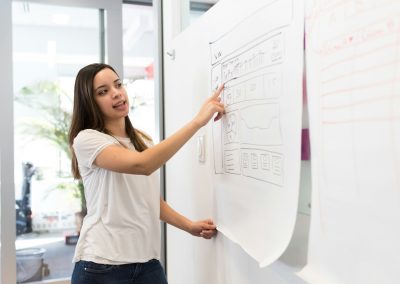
left=16, top=231, right=75, bottom=282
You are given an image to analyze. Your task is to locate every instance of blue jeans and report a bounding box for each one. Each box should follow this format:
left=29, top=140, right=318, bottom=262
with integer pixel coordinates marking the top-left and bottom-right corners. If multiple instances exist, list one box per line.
left=71, top=259, right=168, bottom=284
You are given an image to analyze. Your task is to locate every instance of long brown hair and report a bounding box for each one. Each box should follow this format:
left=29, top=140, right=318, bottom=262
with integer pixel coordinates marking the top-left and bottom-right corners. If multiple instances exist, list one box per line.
left=69, top=63, right=150, bottom=179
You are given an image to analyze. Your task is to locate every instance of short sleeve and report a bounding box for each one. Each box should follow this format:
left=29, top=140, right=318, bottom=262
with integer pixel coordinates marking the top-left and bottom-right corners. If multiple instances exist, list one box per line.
left=73, top=129, right=116, bottom=171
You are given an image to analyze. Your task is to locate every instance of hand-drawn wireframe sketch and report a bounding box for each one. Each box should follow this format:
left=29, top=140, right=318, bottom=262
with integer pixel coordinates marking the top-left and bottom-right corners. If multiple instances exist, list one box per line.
left=241, top=148, right=284, bottom=185
left=206, top=0, right=303, bottom=268
left=210, top=15, right=289, bottom=187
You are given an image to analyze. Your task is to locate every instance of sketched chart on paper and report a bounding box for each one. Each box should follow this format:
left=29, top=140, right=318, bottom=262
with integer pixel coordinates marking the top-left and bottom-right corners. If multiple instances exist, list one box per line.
left=317, top=11, right=400, bottom=125
left=210, top=0, right=292, bottom=187
left=306, top=0, right=400, bottom=200
left=303, top=2, right=400, bottom=282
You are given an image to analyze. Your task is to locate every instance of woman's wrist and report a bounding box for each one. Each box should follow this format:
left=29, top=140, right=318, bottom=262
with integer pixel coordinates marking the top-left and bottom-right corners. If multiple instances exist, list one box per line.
left=189, top=117, right=203, bottom=130
left=184, top=219, right=194, bottom=234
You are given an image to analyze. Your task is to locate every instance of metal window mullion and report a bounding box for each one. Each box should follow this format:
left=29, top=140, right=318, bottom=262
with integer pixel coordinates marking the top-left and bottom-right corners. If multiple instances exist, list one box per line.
left=190, top=1, right=214, bottom=12
left=0, top=0, right=16, bottom=283
left=99, top=8, right=106, bottom=63
left=123, top=0, right=152, bottom=6
left=153, top=0, right=167, bottom=273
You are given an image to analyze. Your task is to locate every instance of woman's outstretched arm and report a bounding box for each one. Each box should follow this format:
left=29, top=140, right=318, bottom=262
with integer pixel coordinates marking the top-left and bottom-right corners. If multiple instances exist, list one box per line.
left=160, top=198, right=217, bottom=239
left=94, top=85, right=225, bottom=175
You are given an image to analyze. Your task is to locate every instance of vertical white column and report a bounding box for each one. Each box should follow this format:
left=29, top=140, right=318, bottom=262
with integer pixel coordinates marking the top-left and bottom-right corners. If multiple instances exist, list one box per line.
left=106, top=0, right=124, bottom=78
left=0, top=0, right=17, bottom=283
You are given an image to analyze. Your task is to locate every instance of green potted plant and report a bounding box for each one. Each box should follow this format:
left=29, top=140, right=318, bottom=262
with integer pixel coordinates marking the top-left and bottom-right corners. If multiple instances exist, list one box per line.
left=15, top=81, right=86, bottom=233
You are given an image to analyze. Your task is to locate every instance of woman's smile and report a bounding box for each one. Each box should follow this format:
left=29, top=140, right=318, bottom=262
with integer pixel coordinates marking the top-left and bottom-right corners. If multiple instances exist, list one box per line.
left=113, top=100, right=127, bottom=110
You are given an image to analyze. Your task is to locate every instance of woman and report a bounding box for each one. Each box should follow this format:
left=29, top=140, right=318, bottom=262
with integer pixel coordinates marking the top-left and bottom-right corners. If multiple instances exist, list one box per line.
left=69, top=63, right=225, bottom=283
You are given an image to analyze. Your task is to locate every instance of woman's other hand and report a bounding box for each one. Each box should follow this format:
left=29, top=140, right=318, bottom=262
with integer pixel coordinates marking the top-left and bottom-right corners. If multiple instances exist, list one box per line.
left=189, top=219, right=218, bottom=239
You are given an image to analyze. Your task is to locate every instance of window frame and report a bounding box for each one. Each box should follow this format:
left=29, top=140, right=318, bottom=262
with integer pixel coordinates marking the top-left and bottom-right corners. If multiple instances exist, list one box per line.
left=1, top=0, right=123, bottom=283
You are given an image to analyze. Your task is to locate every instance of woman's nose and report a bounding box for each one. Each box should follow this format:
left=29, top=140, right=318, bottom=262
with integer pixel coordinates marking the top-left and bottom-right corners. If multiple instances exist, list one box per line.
left=111, top=88, right=121, bottom=98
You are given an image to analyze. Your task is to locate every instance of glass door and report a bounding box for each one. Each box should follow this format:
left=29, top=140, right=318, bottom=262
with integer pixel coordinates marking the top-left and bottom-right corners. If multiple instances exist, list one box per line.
left=12, top=2, right=102, bottom=282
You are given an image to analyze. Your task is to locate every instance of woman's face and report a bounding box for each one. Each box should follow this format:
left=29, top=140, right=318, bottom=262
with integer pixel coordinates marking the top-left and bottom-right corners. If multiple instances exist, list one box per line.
left=92, top=68, right=129, bottom=121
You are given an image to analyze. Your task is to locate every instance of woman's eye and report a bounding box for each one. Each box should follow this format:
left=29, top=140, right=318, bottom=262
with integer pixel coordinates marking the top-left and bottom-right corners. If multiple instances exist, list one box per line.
left=116, top=82, right=122, bottom=88
left=98, top=89, right=107, bottom=96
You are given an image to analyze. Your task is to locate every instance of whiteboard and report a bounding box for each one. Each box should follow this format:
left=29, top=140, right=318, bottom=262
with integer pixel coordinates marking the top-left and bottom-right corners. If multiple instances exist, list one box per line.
left=301, top=0, right=400, bottom=283
left=209, top=0, right=304, bottom=267
left=165, top=0, right=304, bottom=267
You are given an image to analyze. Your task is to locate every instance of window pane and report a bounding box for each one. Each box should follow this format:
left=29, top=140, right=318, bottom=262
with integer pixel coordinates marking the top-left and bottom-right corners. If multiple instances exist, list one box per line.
left=190, top=1, right=217, bottom=23
left=123, top=3, right=156, bottom=141
left=12, top=2, right=101, bottom=282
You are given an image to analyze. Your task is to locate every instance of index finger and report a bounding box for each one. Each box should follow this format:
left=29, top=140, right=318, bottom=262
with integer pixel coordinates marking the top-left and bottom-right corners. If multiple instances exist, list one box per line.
left=212, top=83, right=225, bottom=98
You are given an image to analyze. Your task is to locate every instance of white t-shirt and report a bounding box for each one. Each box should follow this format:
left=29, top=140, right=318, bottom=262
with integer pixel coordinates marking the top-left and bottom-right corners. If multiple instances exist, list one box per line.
left=72, top=129, right=160, bottom=264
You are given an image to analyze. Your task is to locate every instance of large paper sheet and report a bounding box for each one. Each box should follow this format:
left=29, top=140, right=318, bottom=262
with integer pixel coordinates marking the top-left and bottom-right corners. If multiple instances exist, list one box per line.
left=302, top=1, right=400, bottom=283
left=210, top=0, right=304, bottom=267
